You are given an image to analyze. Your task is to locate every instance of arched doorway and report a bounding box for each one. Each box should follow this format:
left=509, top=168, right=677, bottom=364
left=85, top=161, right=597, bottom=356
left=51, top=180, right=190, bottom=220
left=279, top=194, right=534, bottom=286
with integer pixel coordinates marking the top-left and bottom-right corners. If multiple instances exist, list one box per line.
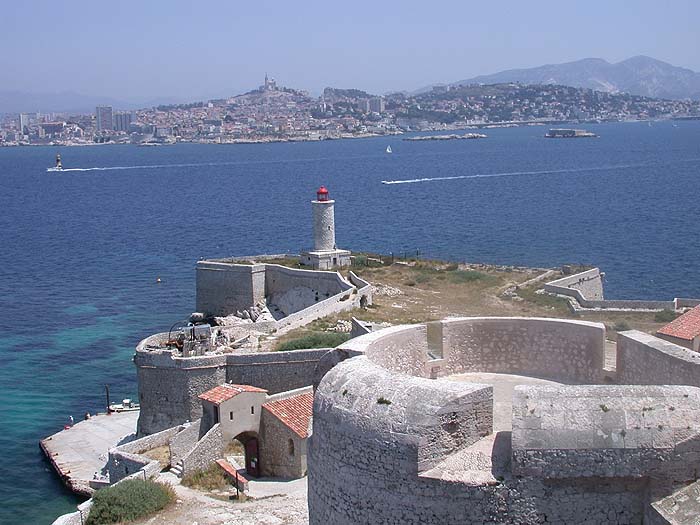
left=233, top=432, right=260, bottom=478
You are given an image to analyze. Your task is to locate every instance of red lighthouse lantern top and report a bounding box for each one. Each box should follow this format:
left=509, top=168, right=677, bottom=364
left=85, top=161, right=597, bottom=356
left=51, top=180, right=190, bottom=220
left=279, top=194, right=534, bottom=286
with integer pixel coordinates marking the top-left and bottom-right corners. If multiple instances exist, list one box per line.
left=316, top=186, right=329, bottom=201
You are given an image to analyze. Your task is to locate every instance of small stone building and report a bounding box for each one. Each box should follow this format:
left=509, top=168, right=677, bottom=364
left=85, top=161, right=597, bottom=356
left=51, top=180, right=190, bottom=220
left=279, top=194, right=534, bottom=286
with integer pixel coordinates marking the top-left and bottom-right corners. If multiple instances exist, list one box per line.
left=657, top=304, right=700, bottom=352
left=260, top=390, right=313, bottom=478
left=198, top=384, right=313, bottom=479
left=199, top=384, right=269, bottom=442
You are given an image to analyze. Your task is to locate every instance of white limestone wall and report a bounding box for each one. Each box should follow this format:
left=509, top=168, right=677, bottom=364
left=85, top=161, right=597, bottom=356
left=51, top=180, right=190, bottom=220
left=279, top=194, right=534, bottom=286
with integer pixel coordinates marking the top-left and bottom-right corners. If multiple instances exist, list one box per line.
left=333, top=317, right=606, bottom=384
left=440, top=317, right=606, bottom=384
left=309, top=352, right=647, bottom=524
left=312, top=200, right=335, bottom=251
left=617, top=330, right=700, bottom=386
left=196, top=261, right=266, bottom=316
left=545, top=268, right=605, bottom=300
left=544, top=268, right=677, bottom=310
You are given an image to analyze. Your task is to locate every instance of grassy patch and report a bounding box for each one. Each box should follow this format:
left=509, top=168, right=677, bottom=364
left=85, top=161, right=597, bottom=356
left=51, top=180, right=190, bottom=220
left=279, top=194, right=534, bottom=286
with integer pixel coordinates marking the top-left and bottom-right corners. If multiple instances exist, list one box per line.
left=275, top=331, right=350, bottom=351
left=181, top=463, right=231, bottom=491
left=447, top=270, right=495, bottom=284
left=655, top=309, right=678, bottom=323
left=139, top=445, right=170, bottom=470
left=86, top=479, right=175, bottom=525
left=517, top=286, right=571, bottom=315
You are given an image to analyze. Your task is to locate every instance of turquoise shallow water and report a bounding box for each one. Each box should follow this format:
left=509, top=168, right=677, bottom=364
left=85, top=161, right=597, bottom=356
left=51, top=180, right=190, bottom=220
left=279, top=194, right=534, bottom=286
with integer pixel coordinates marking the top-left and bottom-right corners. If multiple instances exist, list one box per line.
left=1, top=121, right=699, bottom=523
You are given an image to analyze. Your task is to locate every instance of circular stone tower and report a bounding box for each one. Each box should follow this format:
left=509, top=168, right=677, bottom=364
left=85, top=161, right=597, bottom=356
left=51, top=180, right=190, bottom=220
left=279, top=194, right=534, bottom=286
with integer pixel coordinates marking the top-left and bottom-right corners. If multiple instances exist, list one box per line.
left=312, top=186, right=336, bottom=251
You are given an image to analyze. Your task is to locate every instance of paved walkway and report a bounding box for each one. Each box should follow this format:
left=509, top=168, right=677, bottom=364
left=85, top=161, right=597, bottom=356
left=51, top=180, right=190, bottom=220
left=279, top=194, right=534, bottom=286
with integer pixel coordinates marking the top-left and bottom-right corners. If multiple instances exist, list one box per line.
left=41, top=410, right=139, bottom=495
left=446, top=372, right=566, bottom=431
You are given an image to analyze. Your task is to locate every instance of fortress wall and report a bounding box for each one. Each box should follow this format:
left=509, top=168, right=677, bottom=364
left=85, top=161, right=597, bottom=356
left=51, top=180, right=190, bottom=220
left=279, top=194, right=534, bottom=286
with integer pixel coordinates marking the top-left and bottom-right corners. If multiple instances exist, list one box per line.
left=440, top=317, right=605, bottom=383
left=545, top=268, right=605, bottom=300
left=107, top=425, right=179, bottom=483
left=135, top=349, right=227, bottom=435
left=545, top=268, right=676, bottom=310
left=273, top=287, right=356, bottom=334
left=135, top=346, right=327, bottom=435
left=617, top=331, right=700, bottom=386
left=170, top=420, right=202, bottom=465
left=264, top=264, right=351, bottom=299
left=309, top=354, right=646, bottom=525
left=363, top=325, right=430, bottom=376
left=348, top=271, right=373, bottom=305
left=181, top=423, right=223, bottom=476
left=226, top=348, right=329, bottom=394
left=512, top=385, right=700, bottom=482
left=195, top=261, right=266, bottom=316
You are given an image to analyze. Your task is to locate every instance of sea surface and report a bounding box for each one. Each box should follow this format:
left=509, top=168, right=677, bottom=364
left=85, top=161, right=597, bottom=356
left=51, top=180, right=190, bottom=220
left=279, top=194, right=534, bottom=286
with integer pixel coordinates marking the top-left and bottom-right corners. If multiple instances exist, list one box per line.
left=1, top=121, right=699, bottom=523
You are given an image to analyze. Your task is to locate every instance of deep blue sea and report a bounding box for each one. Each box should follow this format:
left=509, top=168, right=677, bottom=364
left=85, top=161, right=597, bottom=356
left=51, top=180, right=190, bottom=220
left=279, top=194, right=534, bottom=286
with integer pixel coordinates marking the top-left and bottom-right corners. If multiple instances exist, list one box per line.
left=1, top=121, right=699, bottom=523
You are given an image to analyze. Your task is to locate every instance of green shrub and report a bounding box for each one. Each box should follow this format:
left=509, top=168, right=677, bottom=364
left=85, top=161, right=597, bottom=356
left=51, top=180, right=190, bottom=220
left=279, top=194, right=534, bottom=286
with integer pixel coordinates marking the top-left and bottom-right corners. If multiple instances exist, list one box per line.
left=276, top=332, right=350, bottom=351
left=415, top=274, right=431, bottom=284
left=86, top=479, right=175, bottom=525
left=655, top=309, right=678, bottom=323
left=614, top=320, right=631, bottom=332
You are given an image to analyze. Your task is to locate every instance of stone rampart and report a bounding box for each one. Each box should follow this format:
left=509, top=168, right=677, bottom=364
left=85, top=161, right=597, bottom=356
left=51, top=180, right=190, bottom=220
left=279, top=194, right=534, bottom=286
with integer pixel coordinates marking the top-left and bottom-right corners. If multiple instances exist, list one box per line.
left=196, top=261, right=266, bottom=316
left=136, top=342, right=329, bottom=435
left=169, top=420, right=201, bottom=465
left=617, top=330, right=700, bottom=386
left=545, top=267, right=605, bottom=300
left=309, top=318, right=700, bottom=524
left=310, top=348, right=648, bottom=524
left=107, top=425, right=179, bottom=483
left=512, top=385, right=700, bottom=481
left=335, top=317, right=606, bottom=384
left=544, top=268, right=686, bottom=311
left=181, top=423, right=223, bottom=476
left=440, top=317, right=605, bottom=383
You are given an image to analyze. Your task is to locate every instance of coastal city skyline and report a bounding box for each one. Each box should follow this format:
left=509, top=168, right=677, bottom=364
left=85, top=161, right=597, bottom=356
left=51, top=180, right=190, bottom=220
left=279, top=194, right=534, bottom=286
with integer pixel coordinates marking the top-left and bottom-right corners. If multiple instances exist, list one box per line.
left=4, top=75, right=700, bottom=147
left=2, top=0, right=700, bottom=102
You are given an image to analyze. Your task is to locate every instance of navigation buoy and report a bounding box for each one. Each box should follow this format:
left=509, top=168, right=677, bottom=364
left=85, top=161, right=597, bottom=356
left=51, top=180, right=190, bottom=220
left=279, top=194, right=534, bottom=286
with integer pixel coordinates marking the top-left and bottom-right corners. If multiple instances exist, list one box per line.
left=156, top=277, right=162, bottom=283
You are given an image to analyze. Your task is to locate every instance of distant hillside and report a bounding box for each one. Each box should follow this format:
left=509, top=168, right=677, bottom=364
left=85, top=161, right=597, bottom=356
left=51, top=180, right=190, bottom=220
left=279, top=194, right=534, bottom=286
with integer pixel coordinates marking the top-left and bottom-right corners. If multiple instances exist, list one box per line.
left=448, top=57, right=700, bottom=100
left=0, top=90, right=188, bottom=115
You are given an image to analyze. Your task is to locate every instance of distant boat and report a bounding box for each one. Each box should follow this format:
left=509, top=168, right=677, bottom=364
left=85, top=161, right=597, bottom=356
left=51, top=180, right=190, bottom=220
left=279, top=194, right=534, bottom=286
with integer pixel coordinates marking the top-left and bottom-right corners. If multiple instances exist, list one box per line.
left=47, top=154, right=63, bottom=172
left=545, top=129, right=597, bottom=138
left=386, top=145, right=392, bottom=154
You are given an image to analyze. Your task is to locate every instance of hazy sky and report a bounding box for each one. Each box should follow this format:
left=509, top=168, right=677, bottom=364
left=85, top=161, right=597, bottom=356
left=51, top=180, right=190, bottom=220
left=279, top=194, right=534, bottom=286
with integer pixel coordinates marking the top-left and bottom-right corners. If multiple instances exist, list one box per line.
left=3, top=0, right=699, bottom=101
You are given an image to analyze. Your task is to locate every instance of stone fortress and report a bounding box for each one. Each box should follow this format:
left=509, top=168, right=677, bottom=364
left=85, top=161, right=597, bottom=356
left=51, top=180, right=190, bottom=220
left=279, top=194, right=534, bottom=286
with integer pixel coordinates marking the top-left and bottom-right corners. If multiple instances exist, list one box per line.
left=65, top=185, right=700, bottom=525
left=309, top=312, right=700, bottom=524
left=136, top=186, right=370, bottom=436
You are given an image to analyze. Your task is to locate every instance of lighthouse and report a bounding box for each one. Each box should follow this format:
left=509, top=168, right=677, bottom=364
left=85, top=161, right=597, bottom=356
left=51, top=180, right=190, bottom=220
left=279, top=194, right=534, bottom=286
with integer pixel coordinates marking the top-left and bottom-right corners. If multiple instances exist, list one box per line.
left=300, top=186, right=351, bottom=270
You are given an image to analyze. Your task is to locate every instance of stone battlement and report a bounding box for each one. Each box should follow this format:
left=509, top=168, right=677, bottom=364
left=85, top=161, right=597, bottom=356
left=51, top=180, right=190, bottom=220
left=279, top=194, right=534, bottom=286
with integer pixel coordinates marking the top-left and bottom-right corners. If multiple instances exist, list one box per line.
left=309, top=317, right=700, bottom=524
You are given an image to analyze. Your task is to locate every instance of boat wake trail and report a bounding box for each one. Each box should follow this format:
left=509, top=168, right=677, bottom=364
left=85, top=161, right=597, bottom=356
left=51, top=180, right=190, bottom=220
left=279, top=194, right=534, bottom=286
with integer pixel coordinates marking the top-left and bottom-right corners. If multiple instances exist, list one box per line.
left=47, top=162, right=231, bottom=173
left=380, top=158, right=700, bottom=185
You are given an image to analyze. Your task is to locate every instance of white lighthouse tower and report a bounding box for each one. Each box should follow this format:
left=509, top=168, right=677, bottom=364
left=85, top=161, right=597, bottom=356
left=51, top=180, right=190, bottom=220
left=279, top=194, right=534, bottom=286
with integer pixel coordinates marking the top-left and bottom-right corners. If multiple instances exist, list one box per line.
left=300, top=186, right=351, bottom=270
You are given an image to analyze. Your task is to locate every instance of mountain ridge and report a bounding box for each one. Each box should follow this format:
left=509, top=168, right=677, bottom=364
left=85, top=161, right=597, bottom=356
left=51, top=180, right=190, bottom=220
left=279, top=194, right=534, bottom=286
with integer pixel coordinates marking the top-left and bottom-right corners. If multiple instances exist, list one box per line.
left=446, top=56, right=700, bottom=100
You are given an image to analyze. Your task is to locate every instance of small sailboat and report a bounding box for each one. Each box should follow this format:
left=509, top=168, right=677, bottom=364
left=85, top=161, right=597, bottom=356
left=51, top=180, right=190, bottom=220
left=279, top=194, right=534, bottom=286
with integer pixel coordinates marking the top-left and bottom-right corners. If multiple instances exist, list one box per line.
left=47, top=154, right=63, bottom=172
left=386, top=145, right=392, bottom=154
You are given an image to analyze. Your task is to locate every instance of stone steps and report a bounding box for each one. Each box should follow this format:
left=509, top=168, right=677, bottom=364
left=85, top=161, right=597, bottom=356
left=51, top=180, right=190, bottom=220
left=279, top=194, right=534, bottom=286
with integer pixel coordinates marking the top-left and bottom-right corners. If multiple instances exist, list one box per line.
left=170, top=460, right=184, bottom=478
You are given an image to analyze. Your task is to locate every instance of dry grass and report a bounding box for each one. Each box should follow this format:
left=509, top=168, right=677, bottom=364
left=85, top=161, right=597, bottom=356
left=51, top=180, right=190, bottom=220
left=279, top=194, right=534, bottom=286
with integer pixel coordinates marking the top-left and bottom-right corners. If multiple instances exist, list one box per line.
left=181, top=463, right=231, bottom=492
left=265, top=257, right=672, bottom=348
left=140, top=445, right=171, bottom=469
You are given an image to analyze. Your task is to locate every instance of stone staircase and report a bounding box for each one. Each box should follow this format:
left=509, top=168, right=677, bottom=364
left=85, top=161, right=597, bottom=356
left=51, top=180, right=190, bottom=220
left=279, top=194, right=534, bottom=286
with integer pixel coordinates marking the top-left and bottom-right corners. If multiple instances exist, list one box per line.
left=170, top=459, right=184, bottom=478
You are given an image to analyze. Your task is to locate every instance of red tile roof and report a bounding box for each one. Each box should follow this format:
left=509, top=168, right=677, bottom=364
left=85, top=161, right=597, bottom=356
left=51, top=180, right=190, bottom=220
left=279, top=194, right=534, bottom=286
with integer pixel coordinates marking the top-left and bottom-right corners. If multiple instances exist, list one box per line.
left=199, top=384, right=268, bottom=405
left=263, top=391, right=314, bottom=439
left=657, top=305, right=700, bottom=342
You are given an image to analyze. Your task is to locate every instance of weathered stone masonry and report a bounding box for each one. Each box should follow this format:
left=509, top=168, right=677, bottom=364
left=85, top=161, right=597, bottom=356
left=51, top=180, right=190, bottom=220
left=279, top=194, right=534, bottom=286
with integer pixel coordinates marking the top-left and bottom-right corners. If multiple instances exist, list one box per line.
left=310, top=317, right=700, bottom=525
